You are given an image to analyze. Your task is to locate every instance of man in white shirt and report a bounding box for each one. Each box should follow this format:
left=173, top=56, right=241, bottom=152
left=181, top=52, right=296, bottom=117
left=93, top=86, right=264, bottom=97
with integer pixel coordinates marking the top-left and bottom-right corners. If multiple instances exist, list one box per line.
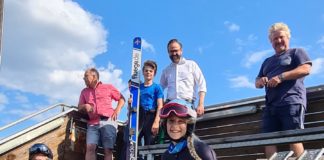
left=160, top=39, right=207, bottom=116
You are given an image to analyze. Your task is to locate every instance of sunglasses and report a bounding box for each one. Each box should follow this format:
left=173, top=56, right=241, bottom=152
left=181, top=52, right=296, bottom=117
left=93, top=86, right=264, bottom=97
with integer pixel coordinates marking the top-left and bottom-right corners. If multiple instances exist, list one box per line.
left=160, top=102, right=194, bottom=118
left=29, top=144, right=52, bottom=158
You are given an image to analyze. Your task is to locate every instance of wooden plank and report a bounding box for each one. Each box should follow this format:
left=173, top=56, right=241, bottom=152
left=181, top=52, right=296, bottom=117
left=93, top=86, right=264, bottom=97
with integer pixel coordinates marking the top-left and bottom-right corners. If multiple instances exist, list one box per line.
left=199, top=105, right=257, bottom=122
left=197, top=124, right=260, bottom=140
left=206, top=126, right=324, bottom=144
left=196, top=111, right=261, bottom=130
left=209, top=133, right=324, bottom=150
left=215, top=146, right=264, bottom=160
left=306, top=114, right=324, bottom=124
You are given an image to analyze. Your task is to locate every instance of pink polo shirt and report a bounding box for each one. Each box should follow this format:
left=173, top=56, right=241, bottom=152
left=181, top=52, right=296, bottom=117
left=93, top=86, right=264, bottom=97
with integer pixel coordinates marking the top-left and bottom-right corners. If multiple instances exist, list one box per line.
left=78, top=82, right=122, bottom=125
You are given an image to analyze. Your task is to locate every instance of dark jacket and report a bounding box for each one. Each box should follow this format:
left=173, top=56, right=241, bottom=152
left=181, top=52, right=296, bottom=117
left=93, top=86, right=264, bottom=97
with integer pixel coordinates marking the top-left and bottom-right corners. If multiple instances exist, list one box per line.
left=162, top=136, right=217, bottom=160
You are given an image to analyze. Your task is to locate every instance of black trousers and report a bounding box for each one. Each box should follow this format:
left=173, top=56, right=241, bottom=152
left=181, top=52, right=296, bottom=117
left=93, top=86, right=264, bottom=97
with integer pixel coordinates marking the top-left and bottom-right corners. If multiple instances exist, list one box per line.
left=138, top=107, right=157, bottom=146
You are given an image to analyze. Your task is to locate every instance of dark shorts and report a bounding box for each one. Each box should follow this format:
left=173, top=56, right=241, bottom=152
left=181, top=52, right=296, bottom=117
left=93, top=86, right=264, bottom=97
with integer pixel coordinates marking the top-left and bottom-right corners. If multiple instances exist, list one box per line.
left=262, top=104, right=305, bottom=133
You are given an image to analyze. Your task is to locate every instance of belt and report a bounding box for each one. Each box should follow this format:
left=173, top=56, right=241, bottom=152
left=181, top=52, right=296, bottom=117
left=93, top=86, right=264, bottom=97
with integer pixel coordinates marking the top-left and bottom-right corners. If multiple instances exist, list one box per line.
left=144, top=109, right=156, bottom=114
left=140, top=106, right=156, bottom=114
left=99, top=116, right=109, bottom=121
left=166, top=99, right=195, bottom=104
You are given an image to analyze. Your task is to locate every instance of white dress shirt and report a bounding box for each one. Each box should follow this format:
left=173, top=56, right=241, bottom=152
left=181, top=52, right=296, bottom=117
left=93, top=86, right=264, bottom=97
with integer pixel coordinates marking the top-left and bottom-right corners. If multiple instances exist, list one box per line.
left=160, top=57, right=207, bottom=101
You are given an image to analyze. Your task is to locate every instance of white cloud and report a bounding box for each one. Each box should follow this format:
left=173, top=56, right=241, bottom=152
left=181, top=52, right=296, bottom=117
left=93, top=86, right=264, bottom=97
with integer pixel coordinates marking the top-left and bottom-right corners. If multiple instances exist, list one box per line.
left=311, top=58, right=324, bottom=75
left=317, top=36, right=324, bottom=43
left=142, top=39, right=155, bottom=53
left=317, top=36, right=324, bottom=49
left=0, top=93, right=8, bottom=111
left=198, top=47, right=203, bottom=54
left=196, top=42, right=214, bottom=54
left=247, top=34, right=258, bottom=41
left=0, top=0, right=126, bottom=107
left=229, top=76, right=255, bottom=89
left=224, top=21, right=240, bottom=32
left=234, top=34, right=258, bottom=52
left=243, top=49, right=272, bottom=68
left=235, top=34, right=258, bottom=46
left=14, top=93, right=29, bottom=104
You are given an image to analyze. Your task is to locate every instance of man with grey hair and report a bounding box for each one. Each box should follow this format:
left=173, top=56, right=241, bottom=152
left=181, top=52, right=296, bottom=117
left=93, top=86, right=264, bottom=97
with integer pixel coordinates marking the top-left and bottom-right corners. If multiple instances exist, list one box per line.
left=78, top=68, right=125, bottom=160
left=255, top=22, right=312, bottom=158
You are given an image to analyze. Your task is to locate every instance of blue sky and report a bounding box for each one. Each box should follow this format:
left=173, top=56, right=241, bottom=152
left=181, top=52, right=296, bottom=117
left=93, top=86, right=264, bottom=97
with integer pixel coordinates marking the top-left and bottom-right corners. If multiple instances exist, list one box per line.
left=1, top=0, right=324, bottom=138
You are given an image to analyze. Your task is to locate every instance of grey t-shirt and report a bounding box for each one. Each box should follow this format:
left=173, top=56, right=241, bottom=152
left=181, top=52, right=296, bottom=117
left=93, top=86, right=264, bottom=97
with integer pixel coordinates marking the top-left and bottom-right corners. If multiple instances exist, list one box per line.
left=257, top=48, right=312, bottom=107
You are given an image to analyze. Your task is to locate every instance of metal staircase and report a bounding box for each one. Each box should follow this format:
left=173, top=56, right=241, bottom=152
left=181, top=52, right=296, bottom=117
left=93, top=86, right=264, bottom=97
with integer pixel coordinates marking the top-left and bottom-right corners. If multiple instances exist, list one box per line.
left=269, top=151, right=294, bottom=160
left=268, top=149, right=324, bottom=160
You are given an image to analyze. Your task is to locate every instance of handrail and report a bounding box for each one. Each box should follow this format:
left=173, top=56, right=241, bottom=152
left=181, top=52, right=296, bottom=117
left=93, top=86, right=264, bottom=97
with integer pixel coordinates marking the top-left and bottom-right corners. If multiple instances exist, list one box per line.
left=0, top=103, right=75, bottom=131
left=0, top=106, right=77, bottom=145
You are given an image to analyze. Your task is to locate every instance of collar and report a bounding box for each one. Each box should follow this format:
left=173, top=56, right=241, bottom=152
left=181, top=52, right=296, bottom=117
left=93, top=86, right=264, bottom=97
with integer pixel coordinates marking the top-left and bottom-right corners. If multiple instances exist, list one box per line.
left=172, top=57, right=186, bottom=65
left=275, top=49, right=290, bottom=57
left=95, top=81, right=102, bottom=89
left=168, top=138, right=187, bottom=154
left=88, top=81, right=102, bottom=89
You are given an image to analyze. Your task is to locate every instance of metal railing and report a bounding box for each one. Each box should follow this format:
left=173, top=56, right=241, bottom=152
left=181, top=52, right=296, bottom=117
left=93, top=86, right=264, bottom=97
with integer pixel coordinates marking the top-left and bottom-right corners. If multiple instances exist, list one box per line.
left=0, top=103, right=77, bottom=144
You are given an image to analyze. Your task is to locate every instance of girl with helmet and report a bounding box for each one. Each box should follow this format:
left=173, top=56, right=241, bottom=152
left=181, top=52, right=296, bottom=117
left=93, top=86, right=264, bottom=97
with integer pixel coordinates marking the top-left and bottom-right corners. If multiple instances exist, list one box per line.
left=160, top=99, right=217, bottom=160
left=28, top=143, right=53, bottom=160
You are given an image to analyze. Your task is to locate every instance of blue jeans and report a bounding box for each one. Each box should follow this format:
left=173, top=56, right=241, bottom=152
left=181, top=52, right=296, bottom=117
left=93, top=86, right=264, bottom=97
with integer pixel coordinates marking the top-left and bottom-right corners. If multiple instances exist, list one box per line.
left=86, top=119, right=117, bottom=149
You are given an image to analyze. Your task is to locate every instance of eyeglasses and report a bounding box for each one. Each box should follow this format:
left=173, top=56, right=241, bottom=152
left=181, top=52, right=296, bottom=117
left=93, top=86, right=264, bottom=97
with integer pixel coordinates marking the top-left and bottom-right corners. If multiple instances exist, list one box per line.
left=29, top=143, right=53, bottom=159
left=160, top=101, right=196, bottom=118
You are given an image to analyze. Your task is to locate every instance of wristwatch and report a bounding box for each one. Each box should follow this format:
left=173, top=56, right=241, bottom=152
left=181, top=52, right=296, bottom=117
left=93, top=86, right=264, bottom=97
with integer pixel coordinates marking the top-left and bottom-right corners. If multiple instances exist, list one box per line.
left=278, top=73, right=284, bottom=82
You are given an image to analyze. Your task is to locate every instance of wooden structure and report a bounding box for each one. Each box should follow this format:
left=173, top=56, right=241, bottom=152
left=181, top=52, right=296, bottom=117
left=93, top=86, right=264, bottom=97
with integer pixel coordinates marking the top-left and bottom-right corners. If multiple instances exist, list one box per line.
left=0, top=84, right=324, bottom=160
left=0, top=104, right=125, bottom=160
left=139, top=84, right=324, bottom=159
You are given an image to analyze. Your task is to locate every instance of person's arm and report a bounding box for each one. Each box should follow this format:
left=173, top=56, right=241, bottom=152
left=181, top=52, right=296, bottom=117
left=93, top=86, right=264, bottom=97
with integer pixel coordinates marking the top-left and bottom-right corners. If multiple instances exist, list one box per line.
left=255, top=61, right=268, bottom=89
left=78, top=92, right=93, bottom=113
left=279, top=63, right=311, bottom=80
left=128, top=95, right=132, bottom=110
left=255, top=77, right=269, bottom=88
left=151, top=98, right=163, bottom=136
left=111, top=94, right=125, bottom=120
left=196, top=91, right=205, bottom=116
left=78, top=104, right=93, bottom=113
left=160, top=70, right=167, bottom=90
left=193, top=62, right=206, bottom=116
left=267, top=63, right=311, bottom=88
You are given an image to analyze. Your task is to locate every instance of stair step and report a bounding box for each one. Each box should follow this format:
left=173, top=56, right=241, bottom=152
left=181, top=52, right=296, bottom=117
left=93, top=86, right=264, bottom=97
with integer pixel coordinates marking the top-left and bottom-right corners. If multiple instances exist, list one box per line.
left=269, top=151, right=294, bottom=160
left=267, top=148, right=324, bottom=160
left=298, top=148, right=324, bottom=160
